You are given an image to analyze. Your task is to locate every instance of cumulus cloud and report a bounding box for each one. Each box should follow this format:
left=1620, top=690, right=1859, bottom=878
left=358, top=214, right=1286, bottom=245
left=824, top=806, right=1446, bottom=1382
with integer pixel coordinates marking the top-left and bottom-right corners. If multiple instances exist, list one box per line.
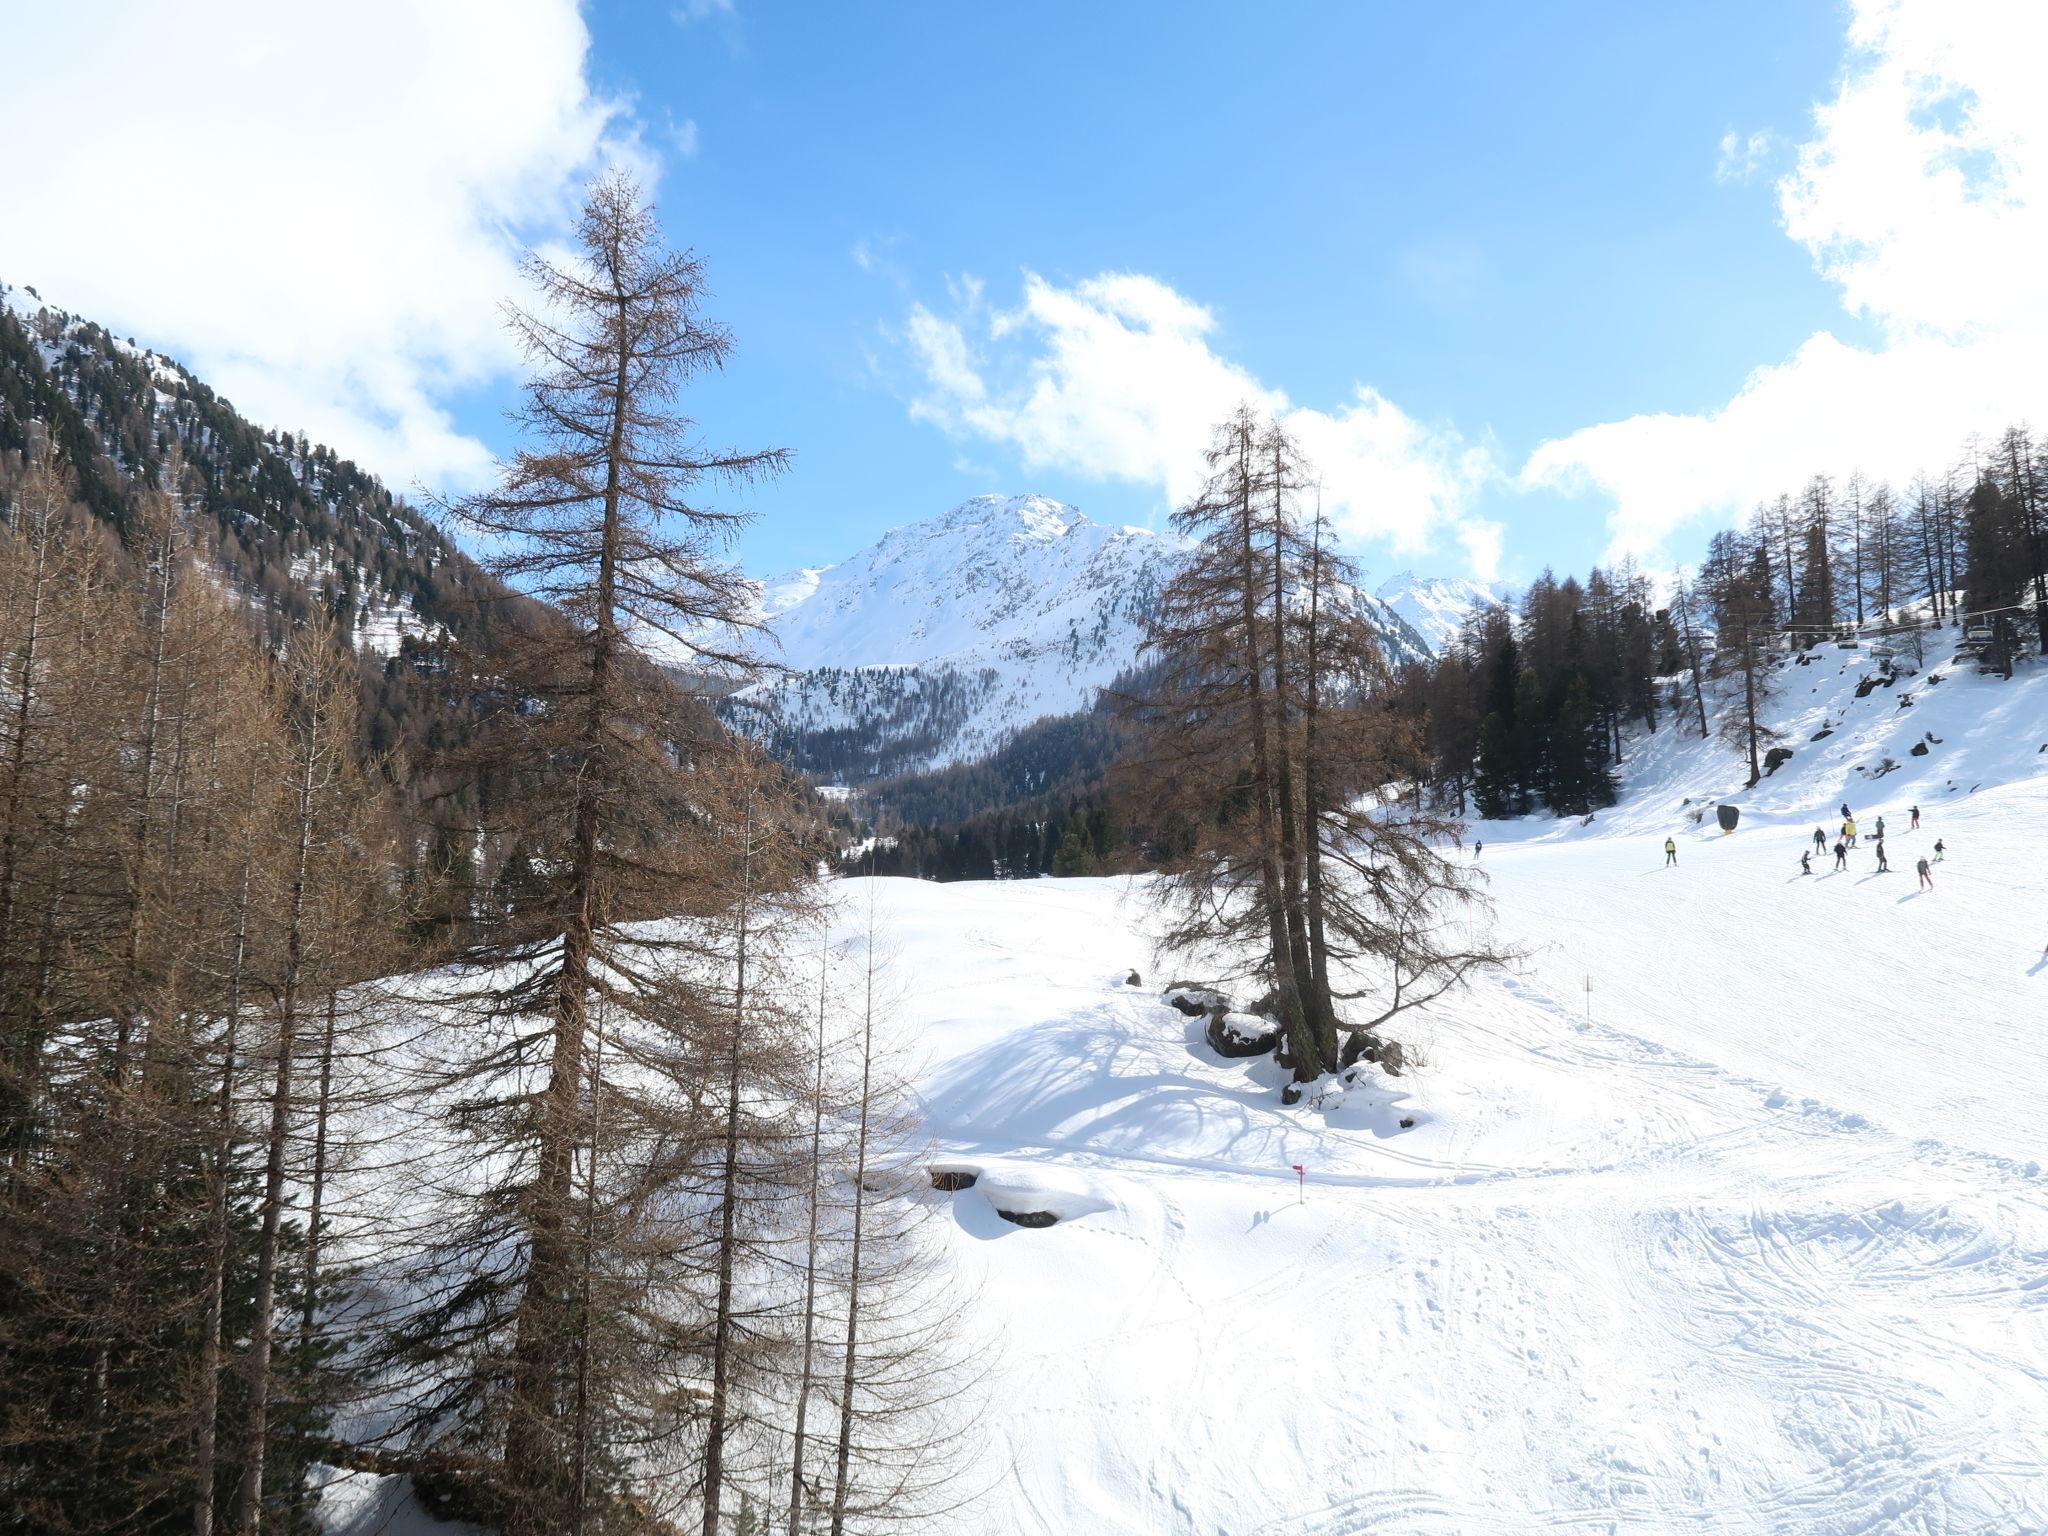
left=1527, top=0, right=2048, bottom=560
left=0, top=1, right=644, bottom=492
left=902, top=271, right=1494, bottom=569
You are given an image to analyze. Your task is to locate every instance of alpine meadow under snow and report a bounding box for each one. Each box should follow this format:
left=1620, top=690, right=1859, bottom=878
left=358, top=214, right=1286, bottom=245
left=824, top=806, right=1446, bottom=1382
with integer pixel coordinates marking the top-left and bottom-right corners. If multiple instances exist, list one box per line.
left=830, top=655, right=2048, bottom=1535
left=8, top=5, right=2048, bottom=1535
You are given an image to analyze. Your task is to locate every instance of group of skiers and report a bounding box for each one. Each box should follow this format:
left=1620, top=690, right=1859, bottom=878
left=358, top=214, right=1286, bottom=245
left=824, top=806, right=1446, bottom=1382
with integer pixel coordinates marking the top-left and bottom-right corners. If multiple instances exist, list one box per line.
left=1797, top=801, right=1939, bottom=888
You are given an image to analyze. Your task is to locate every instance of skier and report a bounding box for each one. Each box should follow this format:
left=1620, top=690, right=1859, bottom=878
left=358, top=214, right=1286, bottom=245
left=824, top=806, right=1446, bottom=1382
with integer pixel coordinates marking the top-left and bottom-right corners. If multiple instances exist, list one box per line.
left=1812, top=827, right=1827, bottom=854
left=1664, top=838, right=1678, bottom=867
left=1834, top=840, right=1848, bottom=871
left=1874, top=838, right=1890, bottom=873
left=1840, top=801, right=1851, bottom=821
left=1933, top=838, right=1945, bottom=862
left=1843, top=817, right=1857, bottom=847
left=1874, top=815, right=1886, bottom=840
left=1909, top=804, right=1920, bottom=830
left=1800, top=849, right=1812, bottom=876
left=1916, top=856, right=1933, bottom=890
left=1474, top=840, right=1483, bottom=859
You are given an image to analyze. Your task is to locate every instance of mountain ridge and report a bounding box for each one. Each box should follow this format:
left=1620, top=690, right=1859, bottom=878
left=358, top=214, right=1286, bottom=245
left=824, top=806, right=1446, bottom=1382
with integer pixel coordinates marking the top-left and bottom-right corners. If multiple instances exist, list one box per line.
left=732, top=492, right=1463, bottom=784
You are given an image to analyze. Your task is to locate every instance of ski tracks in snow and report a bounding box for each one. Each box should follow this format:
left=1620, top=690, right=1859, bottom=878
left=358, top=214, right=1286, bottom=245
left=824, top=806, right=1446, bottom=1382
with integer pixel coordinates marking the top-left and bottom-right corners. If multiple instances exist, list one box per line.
left=859, top=848, right=2048, bottom=1535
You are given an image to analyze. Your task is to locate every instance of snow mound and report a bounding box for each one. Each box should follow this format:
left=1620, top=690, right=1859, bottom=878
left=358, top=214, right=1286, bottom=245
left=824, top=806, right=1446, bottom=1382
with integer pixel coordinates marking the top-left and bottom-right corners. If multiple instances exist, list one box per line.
left=964, top=1162, right=1117, bottom=1231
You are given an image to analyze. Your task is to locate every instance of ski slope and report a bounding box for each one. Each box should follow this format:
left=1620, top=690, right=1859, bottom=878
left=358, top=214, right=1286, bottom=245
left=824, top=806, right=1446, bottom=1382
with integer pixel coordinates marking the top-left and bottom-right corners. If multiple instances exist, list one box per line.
left=861, top=645, right=2048, bottom=1535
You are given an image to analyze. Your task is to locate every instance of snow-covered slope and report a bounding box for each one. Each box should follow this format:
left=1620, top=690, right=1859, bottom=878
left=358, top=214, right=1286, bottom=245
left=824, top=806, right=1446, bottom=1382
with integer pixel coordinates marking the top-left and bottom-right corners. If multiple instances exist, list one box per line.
left=734, top=495, right=1435, bottom=782
left=1374, top=569, right=1510, bottom=654
left=849, top=642, right=2048, bottom=1533
left=756, top=495, right=1175, bottom=675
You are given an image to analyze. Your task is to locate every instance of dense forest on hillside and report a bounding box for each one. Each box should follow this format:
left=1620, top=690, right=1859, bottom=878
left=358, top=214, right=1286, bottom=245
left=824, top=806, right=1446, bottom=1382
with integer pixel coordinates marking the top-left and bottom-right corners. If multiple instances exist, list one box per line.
left=0, top=187, right=966, bottom=1536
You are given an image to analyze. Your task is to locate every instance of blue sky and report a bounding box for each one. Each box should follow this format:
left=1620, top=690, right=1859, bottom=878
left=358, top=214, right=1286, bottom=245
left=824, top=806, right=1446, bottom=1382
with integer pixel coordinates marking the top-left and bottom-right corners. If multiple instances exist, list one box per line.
left=570, top=1, right=1851, bottom=583
left=11, top=2, right=2046, bottom=595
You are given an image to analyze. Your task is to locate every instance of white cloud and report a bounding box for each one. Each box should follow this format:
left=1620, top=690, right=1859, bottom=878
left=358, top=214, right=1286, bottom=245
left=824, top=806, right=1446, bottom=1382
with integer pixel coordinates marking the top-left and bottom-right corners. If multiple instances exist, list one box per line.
left=902, top=271, right=1494, bottom=570
left=667, top=116, right=701, bottom=159
left=1528, top=0, right=2048, bottom=559
left=1715, top=128, right=1777, bottom=183
left=1455, top=518, right=1507, bottom=584
left=0, top=1, right=644, bottom=492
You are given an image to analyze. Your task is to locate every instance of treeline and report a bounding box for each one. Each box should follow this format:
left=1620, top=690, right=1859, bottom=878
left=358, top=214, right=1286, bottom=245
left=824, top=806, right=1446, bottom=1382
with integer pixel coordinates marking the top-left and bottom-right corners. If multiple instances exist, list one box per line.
left=1394, top=420, right=2048, bottom=815
left=854, top=799, right=1120, bottom=882
left=0, top=286, right=498, bottom=655
left=0, top=281, right=572, bottom=916
left=731, top=662, right=1001, bottom=784
left=1693, top=427, right=2047, bottom=640
left=841, top=697, right=1133, bottom=881
left=1, top=181, right=968, bottom=1536
left=1398, top=568, right=1671, bottom=819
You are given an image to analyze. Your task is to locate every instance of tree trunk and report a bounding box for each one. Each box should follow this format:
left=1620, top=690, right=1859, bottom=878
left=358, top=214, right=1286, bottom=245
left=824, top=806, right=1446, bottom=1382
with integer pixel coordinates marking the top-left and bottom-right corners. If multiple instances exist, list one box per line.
left=1298, top=512, right=1336, bottom=1055
left=830, top=902, right=878, bottom=1536
left=701, top=796, right=755, bottom=1536
left=1267, top=442, right=1323, bottom=1069
left=0, top=484, right=53, bottom=1178
left=237, top=735, right=320, bottom=1536
left=193, top=852, right=251, bottom=1536
left=787, top=950, right=829, bottom=1536
left=1742, top=646, right=1762, bottom=788
left=297, top=989, right=341, bottom=1346
left=506, top=291, right=629, bottom=1529
left=1230, top=426, right=1310, bottom=1073
left=1677, top=585, right=1710, bottom=740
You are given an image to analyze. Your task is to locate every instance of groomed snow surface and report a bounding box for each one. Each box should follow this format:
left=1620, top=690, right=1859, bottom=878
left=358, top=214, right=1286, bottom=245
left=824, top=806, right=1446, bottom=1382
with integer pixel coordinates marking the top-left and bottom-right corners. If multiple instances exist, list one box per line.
left=872, top=646, right=2048, bottom=1535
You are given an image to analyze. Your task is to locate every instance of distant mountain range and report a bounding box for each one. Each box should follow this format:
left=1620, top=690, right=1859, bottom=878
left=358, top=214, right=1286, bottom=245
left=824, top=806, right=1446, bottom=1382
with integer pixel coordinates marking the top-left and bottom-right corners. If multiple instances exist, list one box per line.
left=1, top=282, right=1507, bottom=793
left=725, top=494, right=1505, bottom=784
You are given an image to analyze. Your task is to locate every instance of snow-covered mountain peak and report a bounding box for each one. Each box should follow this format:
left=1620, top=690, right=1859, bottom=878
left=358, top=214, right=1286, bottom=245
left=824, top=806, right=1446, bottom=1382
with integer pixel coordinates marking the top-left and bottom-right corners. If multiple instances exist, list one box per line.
left=1375, top=570, right=1511, bottom=653
left=733, top=492, right=1454, bottom=782
left=932, top=492, right=1087, bottom=542
left=753, top=496, right=1187, bottom=673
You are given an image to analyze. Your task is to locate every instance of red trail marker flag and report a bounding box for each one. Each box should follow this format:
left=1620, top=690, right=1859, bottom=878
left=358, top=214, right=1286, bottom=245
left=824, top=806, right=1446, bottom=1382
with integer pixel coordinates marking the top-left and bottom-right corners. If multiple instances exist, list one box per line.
left=1292, top=1163, right=1305, bottom=1203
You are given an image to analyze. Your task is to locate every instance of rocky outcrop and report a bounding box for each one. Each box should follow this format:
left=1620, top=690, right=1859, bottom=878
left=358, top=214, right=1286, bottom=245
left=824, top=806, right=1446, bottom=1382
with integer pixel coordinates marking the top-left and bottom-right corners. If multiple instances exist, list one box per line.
left=1205, top=1011, right=1279, bottom=1058
left=1165, top=982, right=1229, bottom=1017
left=1342, top=1031, right=1407, bottom=1077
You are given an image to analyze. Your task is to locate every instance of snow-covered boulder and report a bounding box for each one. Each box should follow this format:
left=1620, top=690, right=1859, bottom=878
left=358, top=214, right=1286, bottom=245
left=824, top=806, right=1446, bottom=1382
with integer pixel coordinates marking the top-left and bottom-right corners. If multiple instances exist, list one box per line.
left=976, top=1165, right=1112, bottom=1229
left=930, top=1159, right=981, bottom=1191
left=1205, top=1010, right=1279, bottom=1058
left=1342, top=1031, right=1407, bottom=1077
left=1164, top=982, right=1230, bottom=1017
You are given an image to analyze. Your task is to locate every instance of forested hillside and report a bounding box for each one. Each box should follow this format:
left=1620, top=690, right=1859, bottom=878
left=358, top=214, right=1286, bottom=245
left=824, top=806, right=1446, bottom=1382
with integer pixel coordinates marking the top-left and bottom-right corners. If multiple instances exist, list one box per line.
left=1398, top=428, right=2048, bottom=825
left=0, top=184, right=959, bottom=1536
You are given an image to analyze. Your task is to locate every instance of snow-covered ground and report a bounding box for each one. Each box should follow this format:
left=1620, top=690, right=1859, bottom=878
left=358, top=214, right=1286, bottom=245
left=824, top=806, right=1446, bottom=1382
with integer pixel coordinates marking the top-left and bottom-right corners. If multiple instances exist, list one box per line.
left=857, top=643, right=2048, bottom=1534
